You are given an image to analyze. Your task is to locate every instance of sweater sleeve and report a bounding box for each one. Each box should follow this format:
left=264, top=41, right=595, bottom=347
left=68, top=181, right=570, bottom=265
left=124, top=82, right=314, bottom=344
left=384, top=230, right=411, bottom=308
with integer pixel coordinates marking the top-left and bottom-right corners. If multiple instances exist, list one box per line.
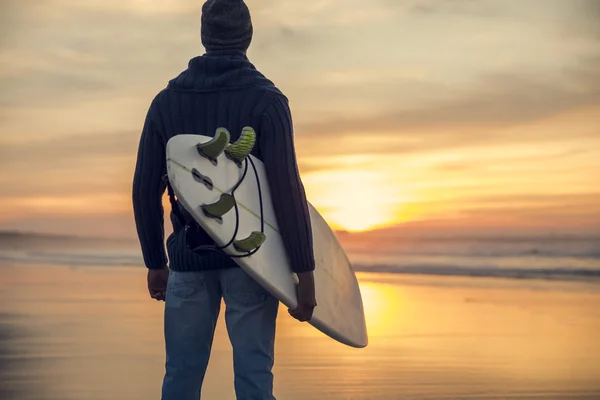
left=259, top=96, right=315, bottom=273
left=132, top=102, right=168, bottom=269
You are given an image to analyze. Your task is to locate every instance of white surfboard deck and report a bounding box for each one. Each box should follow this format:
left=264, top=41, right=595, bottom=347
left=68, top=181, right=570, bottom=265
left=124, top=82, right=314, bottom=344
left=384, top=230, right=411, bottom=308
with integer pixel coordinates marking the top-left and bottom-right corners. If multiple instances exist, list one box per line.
left=166, top=135, right=368, bottom=348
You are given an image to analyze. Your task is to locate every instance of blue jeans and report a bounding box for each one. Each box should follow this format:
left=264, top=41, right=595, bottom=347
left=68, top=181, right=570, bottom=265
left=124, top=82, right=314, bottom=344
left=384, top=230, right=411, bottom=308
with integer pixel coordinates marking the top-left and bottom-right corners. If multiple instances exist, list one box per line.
left=161, top=268, right=279, bottom=400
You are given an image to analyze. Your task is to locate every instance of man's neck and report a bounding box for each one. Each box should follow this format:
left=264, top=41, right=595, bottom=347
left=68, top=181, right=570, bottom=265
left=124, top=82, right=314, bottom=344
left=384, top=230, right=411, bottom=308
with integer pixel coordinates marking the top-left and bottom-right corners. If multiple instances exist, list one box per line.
left=205, top=49, right=247, bottom=57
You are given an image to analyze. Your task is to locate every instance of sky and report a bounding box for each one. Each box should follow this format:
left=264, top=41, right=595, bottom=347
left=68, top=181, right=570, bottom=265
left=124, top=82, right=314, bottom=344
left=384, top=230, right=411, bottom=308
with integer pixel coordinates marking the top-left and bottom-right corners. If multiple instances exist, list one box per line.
left=0, top=0, right=599, bottom=238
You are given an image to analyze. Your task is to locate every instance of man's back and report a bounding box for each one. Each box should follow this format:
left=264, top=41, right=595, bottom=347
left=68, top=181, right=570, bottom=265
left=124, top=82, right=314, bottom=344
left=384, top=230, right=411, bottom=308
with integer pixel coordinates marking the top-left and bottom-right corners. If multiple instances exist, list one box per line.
left=133, top=50, right=315, bottom=274
left=156, top=50, right=281, bottom=154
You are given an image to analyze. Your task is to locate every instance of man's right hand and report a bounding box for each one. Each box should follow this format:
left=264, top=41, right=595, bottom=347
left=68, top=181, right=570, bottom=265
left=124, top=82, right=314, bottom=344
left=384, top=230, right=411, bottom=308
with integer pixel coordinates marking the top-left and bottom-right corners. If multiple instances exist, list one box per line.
left=147, top=266, right=169, bottom=301
left=288, top=271, right=317, bottom=322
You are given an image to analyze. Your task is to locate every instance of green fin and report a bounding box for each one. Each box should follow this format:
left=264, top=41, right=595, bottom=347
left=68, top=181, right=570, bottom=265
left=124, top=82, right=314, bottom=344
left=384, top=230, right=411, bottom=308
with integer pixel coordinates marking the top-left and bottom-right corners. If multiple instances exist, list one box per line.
left=225, top=127, right=256, bottom=166
left=197, top=128, right=230, bottom=165
left=201, top=193, right=235, bottom=219
left=233, top=231, right=266, bottom=253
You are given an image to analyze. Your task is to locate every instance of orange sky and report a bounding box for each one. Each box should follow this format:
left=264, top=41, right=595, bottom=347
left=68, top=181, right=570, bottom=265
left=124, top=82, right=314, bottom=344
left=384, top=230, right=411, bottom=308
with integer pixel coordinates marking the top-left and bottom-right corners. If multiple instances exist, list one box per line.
left=0, top=0, right=599, bottom=238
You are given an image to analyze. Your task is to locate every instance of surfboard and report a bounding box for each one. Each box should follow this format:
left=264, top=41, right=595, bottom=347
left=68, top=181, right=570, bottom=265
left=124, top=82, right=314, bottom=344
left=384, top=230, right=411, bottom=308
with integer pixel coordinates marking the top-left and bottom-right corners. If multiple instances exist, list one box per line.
left=166, top=131, right=368, bottom=348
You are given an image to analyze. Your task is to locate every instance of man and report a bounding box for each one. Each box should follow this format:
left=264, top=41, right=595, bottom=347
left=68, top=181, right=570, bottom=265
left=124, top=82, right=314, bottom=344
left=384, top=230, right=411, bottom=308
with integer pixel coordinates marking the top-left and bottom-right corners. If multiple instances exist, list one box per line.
left=132, top=1, right=316, bottom=399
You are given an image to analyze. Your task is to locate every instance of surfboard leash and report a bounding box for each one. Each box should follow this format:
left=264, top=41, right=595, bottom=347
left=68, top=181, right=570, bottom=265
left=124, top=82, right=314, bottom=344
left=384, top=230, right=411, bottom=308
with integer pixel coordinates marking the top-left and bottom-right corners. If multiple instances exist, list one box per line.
left=188, top=156, right=265, bottom=258
left=178, top=127, right=266, bottom=258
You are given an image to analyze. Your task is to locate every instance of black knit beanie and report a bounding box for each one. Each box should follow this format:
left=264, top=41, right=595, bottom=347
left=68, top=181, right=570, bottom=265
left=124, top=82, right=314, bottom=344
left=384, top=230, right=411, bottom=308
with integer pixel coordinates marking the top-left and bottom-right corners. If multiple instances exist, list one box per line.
left=201, top=0, right=253, bottom=52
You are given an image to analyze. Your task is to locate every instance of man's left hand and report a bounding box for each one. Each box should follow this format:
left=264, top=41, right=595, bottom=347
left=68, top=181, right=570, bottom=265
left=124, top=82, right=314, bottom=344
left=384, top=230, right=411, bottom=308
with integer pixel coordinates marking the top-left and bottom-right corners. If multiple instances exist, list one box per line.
left=288, top=271, right=317, bottom=322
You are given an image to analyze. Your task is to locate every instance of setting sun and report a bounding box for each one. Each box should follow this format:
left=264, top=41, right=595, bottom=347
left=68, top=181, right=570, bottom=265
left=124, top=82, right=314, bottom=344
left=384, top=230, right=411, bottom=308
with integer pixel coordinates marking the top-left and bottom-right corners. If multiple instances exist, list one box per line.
left=303, top=170, right=401, bottom=232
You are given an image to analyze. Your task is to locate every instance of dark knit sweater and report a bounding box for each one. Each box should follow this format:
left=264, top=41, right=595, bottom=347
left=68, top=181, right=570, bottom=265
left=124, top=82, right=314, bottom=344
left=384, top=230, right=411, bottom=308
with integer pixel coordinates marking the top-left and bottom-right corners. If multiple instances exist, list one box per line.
left=132, top=50, right=315, bottom=274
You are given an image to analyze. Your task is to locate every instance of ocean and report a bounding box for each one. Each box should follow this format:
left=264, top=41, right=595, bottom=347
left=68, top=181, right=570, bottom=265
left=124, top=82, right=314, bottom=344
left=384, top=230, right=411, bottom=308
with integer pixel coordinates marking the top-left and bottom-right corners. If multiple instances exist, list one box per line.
left=2, top=231, right=598, bottom=283
left=1, top=231, right=599, bottom=399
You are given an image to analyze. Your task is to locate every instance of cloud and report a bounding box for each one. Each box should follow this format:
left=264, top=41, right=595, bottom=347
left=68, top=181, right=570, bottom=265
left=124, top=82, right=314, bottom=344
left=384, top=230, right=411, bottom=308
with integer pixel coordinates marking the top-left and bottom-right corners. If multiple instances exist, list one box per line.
left=457, top=192, right=600, bottom=208
left=252, top=0, right=395, bottom=28
left=0, top=2, right=13, bottom=45
left=0, top=131, right=140, bottom=196
left=295, top=59, right=600, bottom=139
left=251, top=25, right=316, bottom=56
left=407, top=0, right=501, bottom=17
left=0, top=2, right=205, bottom=108
left=0, top=212, right=140, bottom=238
left=405, top=0, right=600, bottom=38
left=561, top=0, right=600, bottom=41
left=0, top=130, right=138, bottom=167
left=3, top=0, right=598, bottom=114
left=14, top=0, right=202, bottom=16
left=0, top=69, right=113, bottom=107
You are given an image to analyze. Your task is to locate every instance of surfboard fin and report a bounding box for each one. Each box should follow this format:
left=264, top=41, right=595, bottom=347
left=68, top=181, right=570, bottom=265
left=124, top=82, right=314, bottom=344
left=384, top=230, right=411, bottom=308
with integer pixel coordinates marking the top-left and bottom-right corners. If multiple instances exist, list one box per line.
left=201, top=194, right=235, bottom=220
left=196, top=128, right=230, bottom=166
left=225, top=127, right=256, bottom=167
left=233, top=231, right=266, bottom=253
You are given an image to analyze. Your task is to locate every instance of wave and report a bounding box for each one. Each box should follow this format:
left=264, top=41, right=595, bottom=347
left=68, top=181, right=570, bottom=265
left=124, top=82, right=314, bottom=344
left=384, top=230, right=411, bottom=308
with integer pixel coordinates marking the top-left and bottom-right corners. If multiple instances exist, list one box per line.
left=1, top=249, right=600, bottom=283
left=353, top=263, right=600, bottom=282
left=340, top=239, right=600, bottom=259
left=0, top=251, right=144, bottom=267
left=360, top=248, right=600, bottom=259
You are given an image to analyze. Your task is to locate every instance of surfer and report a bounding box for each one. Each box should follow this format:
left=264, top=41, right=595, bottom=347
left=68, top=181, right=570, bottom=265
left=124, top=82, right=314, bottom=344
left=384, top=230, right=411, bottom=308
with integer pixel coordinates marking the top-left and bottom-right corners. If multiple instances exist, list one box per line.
left=132, top=1, right=316, bottom=399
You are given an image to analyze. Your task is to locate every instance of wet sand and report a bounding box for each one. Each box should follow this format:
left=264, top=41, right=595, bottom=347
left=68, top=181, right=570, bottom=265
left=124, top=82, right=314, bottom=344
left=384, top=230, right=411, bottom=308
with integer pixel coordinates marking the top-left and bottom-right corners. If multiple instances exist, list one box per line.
left=1, top=263, right=599, bottom=399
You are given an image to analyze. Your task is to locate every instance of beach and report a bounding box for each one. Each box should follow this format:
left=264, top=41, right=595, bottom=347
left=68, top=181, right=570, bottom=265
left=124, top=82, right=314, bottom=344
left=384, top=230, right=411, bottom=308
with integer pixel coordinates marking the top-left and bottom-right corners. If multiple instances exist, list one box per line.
left=2, top=1, right=600, bottom=398
left=1, top=260, right=599, bottom=400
